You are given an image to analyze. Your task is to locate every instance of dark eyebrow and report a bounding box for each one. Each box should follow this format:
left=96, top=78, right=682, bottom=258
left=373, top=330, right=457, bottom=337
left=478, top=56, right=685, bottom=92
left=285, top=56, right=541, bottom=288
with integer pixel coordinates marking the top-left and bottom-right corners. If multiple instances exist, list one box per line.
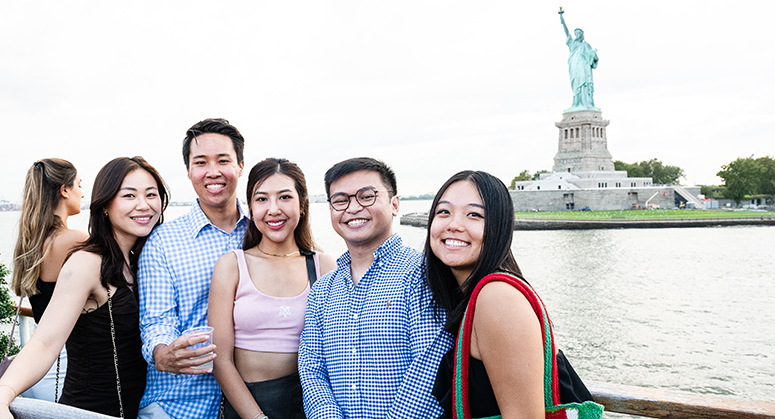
left=437, top=200, right=484, bottom=210
left=255, top=188, right=294, bottom=195
left=191, top=153, right=233, bottom=160
left=331, top=186, right=377, bottom=196
left=120, top=186, right=158, bottom=192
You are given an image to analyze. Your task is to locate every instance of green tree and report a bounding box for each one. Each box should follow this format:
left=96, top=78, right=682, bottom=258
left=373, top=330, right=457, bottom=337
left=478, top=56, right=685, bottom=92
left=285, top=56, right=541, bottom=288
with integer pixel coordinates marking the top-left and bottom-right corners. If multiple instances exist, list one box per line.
left=0, top=256, right=21, bottom=357
left=614, top=160, right=644, bottom=178
left=509, top=170, right=532, bottom=189
left=640, top=159, right=685, bottom=185
left=699, top=185, right=715, bottom=197
left=717, top=158, right=763, bottom=205
left=754, top=156, right=775, bottom=196
left=532, top=170, right=550, bottom=180
left=615, top=159, right=684, bottom=184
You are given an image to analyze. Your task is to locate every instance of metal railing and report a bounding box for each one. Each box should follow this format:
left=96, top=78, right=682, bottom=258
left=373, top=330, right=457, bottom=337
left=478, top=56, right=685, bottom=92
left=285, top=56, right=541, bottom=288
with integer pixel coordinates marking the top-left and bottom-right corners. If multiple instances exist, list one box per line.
left=588, top=381, right=775, bottom=418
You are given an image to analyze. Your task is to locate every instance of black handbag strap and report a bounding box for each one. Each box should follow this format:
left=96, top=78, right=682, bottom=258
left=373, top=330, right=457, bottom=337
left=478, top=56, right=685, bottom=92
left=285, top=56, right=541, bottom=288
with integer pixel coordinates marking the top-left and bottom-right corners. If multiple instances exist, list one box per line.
left=301, top=250, right=318, bottom=288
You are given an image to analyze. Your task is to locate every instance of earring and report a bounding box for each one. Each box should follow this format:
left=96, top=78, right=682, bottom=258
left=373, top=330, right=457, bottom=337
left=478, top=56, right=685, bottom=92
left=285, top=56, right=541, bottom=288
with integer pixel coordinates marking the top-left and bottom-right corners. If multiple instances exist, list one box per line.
left=103, top=209, right=108, bottom=217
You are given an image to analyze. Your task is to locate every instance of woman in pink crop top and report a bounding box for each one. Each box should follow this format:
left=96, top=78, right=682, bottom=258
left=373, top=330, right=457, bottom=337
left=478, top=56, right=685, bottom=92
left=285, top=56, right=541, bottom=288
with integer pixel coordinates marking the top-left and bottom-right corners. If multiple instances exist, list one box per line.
left=209, top=158, right=336, bottom=419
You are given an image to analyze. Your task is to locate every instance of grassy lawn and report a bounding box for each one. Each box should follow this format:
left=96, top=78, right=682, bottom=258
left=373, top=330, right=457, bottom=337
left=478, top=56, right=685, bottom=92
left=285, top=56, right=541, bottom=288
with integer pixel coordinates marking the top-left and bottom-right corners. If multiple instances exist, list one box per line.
left=513, top=209, right=775, bottom=220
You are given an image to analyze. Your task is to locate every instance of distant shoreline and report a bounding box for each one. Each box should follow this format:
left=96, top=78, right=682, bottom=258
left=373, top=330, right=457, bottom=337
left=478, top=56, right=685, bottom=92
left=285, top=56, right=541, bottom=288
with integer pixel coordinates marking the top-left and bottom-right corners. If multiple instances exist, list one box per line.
left=400, top=212, right=775, bottom=230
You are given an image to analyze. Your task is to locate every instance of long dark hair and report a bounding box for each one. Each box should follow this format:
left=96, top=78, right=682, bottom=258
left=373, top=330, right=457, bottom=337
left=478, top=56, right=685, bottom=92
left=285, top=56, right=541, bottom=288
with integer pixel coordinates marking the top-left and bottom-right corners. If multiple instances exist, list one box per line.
left=73, top=157, right=169, bottom=289
left=424, top=170, right=523, bottom=333
left=243, top=158, right=315, bottom=252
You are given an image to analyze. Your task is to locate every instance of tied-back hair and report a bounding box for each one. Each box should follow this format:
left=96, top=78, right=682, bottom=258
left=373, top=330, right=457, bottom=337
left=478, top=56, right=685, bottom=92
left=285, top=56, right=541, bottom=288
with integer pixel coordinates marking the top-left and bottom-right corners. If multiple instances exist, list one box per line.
left=12, top=158, right=78, bottom=297
left=243, top=158, right=316, bottom=253
left=424, top=170, right=523, bottom=334
left=72, top=157, right=169, bottom=290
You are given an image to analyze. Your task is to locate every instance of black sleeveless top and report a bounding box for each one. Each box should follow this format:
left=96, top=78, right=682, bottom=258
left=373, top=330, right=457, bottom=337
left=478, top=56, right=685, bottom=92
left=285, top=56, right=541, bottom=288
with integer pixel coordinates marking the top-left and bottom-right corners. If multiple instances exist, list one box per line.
left=29, top=279, right=56, bottom=323
left=58, top=286, right=147, bottom=418
left=432, top=347, right=593, bottom=417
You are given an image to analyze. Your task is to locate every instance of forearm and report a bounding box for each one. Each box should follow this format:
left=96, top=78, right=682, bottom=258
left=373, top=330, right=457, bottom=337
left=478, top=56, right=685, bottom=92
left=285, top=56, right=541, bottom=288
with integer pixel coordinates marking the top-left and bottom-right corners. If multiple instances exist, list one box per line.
left=214, top=360, right=264, bottom=419
left=298, top=355, right=343, bottom=419
left=143, top=321, right=178, bottom=363
left=0, top=339, right=61, bottom=405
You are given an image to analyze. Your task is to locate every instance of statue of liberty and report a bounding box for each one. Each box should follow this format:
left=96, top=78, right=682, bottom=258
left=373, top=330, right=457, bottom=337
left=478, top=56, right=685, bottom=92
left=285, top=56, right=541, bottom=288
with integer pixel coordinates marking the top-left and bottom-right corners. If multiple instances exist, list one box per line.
left=559, top=8, right=599, bottom=112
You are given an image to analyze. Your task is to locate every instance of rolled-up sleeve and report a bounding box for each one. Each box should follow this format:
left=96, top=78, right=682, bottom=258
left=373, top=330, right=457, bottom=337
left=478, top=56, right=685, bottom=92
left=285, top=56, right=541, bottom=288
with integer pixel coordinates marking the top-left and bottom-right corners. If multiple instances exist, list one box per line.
left=139, top=231, right=179, bottom=364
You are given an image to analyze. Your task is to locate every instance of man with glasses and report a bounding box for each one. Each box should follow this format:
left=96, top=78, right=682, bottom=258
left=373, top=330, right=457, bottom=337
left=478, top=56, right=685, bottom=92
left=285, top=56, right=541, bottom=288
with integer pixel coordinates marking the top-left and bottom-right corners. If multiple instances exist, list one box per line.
left=298, top=157, right=451, bottom=418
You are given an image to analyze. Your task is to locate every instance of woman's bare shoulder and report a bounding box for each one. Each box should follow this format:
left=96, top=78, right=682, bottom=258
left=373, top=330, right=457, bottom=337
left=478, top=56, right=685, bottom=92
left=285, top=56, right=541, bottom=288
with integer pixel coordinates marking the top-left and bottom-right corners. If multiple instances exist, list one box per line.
left=474, top=281, right=538, bottom=331
left=316, top=252, right=338, bottom=275
left=53, top=228, right=89, bottom=247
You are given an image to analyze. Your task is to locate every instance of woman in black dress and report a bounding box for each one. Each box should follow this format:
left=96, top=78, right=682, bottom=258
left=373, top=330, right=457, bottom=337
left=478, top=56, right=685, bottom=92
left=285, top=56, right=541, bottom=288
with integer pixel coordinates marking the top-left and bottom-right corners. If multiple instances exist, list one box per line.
left=10, top=158, right=88, bottom=400
left=0, top=156, right=169, bottom=419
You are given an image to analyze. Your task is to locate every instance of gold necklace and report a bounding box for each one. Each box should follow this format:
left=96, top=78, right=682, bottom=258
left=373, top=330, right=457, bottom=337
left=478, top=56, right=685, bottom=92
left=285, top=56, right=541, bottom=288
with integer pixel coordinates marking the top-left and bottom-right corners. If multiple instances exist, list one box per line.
left=256, top=246, right=300, bottom=258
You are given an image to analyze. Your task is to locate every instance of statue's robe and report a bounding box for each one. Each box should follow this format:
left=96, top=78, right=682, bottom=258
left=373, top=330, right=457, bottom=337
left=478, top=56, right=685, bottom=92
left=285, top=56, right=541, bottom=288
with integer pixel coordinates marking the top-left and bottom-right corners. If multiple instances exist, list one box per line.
left=566, top=37, right=598, bottom=110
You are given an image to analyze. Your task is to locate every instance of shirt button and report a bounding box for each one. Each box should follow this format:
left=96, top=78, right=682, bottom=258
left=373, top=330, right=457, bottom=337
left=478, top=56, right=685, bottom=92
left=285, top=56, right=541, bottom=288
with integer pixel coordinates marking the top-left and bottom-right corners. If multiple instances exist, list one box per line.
left=351, top=348, right=356, bottom=354
left=351, top=384, right=357, bottom=390
left=353, top=313, right=358, bottom=319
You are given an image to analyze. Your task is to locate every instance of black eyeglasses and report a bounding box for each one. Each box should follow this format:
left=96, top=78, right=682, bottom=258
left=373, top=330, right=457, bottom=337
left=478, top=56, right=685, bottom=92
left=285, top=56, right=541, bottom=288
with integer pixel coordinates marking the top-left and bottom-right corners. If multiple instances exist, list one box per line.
left=328, top=187, right=392, bottom=211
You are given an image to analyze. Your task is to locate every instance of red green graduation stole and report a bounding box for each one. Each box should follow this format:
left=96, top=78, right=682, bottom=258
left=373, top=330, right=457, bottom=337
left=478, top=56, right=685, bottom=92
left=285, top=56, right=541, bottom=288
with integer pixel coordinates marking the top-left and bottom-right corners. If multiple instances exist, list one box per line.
left=452, top=272, right=604, bottom=419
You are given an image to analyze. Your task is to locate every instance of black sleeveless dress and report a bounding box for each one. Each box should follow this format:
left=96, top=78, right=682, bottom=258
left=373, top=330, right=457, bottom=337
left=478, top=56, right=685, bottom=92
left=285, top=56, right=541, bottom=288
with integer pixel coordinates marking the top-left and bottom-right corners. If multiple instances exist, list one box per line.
left=29, top=279, right=56, bottom=323
left=58, top=286, right=147, bottom=418
left=432, top=347, right=593, bottom=417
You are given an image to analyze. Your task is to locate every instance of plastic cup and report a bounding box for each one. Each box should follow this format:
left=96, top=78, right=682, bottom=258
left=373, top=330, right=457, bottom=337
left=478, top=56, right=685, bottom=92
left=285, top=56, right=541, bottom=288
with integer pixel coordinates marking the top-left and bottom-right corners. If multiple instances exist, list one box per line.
left=182, top=326, right=214, bottom=369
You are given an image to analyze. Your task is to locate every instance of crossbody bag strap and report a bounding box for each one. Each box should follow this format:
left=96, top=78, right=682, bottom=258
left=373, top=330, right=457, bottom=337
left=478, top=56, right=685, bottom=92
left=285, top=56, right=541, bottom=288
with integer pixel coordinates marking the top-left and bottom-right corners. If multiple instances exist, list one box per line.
left=3, top=297, right=23, bottom=358
left=452, top=273, right=560, bottom=419
left=106, top=287, right=124, bottom=419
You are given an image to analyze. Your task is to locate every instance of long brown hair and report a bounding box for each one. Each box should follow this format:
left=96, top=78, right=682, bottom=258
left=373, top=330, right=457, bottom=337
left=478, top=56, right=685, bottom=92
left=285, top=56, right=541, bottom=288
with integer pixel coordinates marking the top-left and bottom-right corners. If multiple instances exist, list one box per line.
left=12, top=158, right=78, bottom=297
left=243, top=158, right=315, bottom=252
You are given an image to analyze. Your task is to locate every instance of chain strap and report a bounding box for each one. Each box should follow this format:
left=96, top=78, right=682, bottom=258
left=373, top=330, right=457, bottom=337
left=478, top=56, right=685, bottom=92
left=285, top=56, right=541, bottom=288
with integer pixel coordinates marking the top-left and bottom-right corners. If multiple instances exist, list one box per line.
left=106, top=287, right=125, bottom=419
left=55, top=354, right=60, bottom=401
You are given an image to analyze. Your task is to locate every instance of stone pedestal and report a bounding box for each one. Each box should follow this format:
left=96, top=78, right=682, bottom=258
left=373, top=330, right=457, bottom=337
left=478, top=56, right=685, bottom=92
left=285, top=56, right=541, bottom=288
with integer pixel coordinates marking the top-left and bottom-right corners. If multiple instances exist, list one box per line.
left=553, top=110, right=614, bottom=173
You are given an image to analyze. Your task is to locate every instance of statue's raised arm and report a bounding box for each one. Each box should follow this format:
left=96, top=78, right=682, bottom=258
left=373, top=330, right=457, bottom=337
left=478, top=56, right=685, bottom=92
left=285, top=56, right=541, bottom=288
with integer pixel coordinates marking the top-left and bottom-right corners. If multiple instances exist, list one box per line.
left=558, top=8, right=600, bottom=112
left=559, top=8, right=571, bottom=42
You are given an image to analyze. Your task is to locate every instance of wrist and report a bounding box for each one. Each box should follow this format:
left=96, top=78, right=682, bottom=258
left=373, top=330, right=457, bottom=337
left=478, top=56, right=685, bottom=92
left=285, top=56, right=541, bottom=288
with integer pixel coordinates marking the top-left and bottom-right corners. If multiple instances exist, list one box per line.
left=252, top=413, right=268, bottom=419
left=0, top=384, right=18, bottom=403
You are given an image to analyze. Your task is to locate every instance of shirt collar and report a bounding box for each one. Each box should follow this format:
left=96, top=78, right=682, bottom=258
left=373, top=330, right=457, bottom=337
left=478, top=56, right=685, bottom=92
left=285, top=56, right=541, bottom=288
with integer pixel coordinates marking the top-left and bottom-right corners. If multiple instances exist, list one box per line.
left=186, top=198, right=249, bottom=238
left=335, top=233, right=403, bottom=270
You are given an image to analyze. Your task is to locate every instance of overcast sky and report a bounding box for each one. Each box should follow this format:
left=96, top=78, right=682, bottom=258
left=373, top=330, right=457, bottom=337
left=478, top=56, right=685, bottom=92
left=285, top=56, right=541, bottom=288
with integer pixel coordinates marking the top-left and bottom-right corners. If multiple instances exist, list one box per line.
left=2, top=1, right=773, bottom=203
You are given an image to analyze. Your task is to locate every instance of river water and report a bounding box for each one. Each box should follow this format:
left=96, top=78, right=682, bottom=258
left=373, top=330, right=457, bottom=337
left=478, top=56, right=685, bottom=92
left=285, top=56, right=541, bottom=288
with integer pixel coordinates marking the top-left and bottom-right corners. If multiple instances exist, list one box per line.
left=1, top=201, right=773, bottom=404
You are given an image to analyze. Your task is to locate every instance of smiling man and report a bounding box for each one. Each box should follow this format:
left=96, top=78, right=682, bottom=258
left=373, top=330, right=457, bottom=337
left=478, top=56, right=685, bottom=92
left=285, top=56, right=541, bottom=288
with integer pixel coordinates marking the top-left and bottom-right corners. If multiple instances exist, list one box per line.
left=138, top=119, right=249, bottom=419
left=298, top=157, right=452, bottom=419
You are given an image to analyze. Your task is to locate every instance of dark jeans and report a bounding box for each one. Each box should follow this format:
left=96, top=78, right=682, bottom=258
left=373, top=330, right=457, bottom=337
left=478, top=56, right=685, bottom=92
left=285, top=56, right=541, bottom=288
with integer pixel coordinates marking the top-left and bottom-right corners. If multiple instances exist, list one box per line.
left=220, top=372, right=305, bottom=419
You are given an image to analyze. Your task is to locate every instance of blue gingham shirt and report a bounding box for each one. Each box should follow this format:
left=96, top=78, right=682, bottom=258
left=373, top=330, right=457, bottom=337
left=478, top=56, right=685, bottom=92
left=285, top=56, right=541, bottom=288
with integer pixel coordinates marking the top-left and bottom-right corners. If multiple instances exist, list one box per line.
left=299, top=234, right=453, bottom=419
left=138, top=200, right=248, bottom=419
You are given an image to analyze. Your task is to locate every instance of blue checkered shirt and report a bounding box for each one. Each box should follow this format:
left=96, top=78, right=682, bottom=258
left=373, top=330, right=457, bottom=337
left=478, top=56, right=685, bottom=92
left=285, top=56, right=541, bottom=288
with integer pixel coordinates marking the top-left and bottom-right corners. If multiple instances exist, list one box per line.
left=299, top=234, right=453, bottom=419
left=138, top=200, right=248, bottom=419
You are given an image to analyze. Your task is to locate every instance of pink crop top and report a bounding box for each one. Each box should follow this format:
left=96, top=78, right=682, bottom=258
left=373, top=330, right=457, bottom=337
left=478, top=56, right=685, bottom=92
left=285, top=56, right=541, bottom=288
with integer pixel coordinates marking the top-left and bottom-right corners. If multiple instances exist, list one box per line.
left=232, top=249, right=319, bottom=353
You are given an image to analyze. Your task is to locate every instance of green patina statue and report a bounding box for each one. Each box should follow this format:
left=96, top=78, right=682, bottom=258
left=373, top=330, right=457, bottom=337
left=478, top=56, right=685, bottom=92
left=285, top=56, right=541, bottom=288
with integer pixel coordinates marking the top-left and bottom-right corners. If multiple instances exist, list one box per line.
left=559, top=8, right=600, bottom=112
